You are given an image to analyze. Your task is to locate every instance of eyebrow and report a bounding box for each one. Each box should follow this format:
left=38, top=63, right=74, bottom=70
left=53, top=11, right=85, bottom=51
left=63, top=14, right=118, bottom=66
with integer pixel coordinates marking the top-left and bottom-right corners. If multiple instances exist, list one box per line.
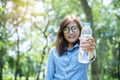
left=66, top=25, right=78, bottom=28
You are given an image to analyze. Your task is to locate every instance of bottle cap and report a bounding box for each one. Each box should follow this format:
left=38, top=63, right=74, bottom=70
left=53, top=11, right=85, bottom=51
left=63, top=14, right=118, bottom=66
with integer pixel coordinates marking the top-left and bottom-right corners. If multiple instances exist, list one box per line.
left=83, top=22, right=90, bottom=27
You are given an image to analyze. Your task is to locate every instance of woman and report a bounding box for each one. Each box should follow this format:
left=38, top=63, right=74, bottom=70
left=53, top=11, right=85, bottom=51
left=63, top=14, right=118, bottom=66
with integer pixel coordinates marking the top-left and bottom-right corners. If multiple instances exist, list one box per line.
left=45, top=15, right=96, bottom=80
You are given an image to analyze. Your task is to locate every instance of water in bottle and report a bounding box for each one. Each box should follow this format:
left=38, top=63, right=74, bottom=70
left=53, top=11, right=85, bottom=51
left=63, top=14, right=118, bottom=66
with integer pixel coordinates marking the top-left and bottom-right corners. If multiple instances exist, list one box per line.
left=78, top=22, right=92, bottom=63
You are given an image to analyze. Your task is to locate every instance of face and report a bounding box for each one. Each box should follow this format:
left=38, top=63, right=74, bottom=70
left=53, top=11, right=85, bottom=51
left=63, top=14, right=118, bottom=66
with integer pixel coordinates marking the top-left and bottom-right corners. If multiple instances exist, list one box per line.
left=63, top=21, right=80, bottom=46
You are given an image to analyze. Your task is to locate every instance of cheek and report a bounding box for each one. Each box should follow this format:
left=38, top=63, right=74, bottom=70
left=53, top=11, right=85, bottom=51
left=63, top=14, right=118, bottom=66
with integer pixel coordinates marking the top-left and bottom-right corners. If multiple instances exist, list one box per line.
left=63, top=34, right=68, bottom=39
left=76, top=31, right=80, bottom=37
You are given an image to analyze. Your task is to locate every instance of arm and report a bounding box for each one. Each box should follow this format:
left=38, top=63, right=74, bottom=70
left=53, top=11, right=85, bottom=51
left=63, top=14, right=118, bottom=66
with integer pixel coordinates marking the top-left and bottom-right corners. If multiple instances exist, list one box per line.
left=89, top=49, right=96, bottom=62
left=45, top=48, right=55, bottom=80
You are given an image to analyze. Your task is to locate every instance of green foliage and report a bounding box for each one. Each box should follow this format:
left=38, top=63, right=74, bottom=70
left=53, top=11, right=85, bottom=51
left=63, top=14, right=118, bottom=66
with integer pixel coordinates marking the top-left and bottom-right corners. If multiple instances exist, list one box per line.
left=0, top=0, right=120, bottom=80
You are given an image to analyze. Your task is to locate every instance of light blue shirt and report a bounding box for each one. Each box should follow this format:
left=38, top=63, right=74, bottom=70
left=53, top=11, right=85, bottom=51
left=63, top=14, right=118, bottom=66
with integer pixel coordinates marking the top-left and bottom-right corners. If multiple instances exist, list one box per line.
left=45, top=44, right=95, bottom=80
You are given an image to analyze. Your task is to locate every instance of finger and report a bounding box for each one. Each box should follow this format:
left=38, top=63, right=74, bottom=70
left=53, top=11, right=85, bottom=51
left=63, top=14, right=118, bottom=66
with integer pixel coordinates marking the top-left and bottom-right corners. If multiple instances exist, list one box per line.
left=86, top=37, right=95, bottom=43
left=89, top=49, right=94, bottom=52
left=80, top=42, right=96, bottom=49
left=80, top=44, right=90, bottom=47
left=80, top=41, right=88, bottom=44
left=81, top=39, right=95, bottom=45
left=81, top=46, right=95, bottom=52
left=80, top=47, right=91, bottom=52
left=89, top=47, right=95, bottom=50
left=90, top=42, right=96, bottom=46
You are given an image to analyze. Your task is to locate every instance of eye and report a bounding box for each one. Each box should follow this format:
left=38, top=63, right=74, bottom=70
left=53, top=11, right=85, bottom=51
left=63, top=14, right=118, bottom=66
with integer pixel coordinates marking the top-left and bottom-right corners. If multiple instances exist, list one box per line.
left=63, top=27, right=69, bottom=33
left=72, top=26, right=78, bottom=32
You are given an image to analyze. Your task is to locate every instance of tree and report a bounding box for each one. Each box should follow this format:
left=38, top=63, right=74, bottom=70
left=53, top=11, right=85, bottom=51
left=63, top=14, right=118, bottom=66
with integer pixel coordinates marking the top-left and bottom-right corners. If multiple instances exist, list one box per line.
left=80, top=0, right=99, bottom=80
left=0, top=0, right=120, bottom=80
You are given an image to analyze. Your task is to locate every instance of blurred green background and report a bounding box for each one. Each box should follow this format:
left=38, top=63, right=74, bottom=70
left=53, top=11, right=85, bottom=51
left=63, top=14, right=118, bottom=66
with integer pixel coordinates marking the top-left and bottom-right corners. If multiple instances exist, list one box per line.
left=0, top=0, right=120, bottom=80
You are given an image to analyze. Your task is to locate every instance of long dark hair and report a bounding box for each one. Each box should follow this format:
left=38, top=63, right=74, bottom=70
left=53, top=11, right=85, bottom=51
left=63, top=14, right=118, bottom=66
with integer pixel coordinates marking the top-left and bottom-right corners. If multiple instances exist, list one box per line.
left=55, top=15, right=83, bottom=56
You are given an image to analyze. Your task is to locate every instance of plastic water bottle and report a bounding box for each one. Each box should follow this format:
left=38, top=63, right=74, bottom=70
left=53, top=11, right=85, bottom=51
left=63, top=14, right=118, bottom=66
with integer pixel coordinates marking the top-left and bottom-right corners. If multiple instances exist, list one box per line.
left=78, top=22, right=92, bottom=63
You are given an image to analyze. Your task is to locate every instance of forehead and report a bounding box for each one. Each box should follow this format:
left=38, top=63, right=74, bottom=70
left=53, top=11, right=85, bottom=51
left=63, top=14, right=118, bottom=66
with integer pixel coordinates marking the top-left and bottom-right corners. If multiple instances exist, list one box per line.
left=67, top=21, right=77, bottom=28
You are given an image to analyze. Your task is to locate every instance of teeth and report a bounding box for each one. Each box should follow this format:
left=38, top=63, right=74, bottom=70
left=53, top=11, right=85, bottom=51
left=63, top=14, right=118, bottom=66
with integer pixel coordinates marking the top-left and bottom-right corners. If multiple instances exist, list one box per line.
left=69, top=36, right=74, bottom=38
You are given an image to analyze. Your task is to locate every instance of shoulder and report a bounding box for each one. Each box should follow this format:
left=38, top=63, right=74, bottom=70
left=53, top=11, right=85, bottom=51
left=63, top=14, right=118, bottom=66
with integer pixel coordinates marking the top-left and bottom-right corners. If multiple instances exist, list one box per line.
left=50, top=46, right=57, bottom=53
left=49, top=46, right=59, bottom=56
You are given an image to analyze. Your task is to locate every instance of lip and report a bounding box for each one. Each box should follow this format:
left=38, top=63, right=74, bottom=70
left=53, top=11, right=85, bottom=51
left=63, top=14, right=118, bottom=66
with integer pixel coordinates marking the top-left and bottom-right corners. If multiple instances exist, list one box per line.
left=68, top=35, right=75, bottom=39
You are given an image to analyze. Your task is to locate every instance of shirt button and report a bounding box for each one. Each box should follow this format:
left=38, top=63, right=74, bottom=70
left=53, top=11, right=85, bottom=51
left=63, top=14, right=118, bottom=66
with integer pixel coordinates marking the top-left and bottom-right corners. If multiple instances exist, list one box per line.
left=67, top=72, right=68, bottom=74
left=67, top=56, right=69, bottom=58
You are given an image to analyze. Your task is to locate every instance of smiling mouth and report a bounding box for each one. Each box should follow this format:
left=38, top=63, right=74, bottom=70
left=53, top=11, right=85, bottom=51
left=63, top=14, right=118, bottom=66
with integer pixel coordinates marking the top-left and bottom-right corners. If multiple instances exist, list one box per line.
left=69, top=36, right=75, bottom=39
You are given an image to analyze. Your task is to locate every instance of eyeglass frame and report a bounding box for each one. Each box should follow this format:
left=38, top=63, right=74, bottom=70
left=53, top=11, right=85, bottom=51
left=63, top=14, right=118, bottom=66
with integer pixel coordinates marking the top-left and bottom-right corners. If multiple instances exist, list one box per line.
left=63, top=26, right=79, bottom=34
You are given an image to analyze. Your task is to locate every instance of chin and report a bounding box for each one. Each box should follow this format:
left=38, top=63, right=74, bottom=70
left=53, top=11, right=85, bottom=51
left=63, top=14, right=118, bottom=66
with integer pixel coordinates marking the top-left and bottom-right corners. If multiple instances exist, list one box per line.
left=68, top=40, right=77, bottom=43
left=66, top=38, right=78, bottom=43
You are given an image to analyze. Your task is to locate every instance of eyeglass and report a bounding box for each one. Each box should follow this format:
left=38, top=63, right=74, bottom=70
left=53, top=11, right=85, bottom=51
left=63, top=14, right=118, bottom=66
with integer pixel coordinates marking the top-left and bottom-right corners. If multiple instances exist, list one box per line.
left=63, top=26, right=78, bottom=34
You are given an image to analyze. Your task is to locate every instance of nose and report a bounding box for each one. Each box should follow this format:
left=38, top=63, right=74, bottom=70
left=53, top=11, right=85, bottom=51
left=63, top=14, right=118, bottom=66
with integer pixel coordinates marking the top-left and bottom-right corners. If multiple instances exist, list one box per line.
left=69, top=29, right=73, bottom=34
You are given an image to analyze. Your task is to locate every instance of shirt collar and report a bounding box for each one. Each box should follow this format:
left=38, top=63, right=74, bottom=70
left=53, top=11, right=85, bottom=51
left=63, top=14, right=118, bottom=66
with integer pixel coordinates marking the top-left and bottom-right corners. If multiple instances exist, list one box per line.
left=66, top=43, right=79, bottom=51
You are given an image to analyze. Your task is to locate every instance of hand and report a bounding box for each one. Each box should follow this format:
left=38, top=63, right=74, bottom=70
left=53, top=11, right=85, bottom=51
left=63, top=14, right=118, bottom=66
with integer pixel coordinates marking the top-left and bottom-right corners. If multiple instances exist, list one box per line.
left=80, top=37, right=95, bottom=52
left=79, top=37, right=96, bottom=59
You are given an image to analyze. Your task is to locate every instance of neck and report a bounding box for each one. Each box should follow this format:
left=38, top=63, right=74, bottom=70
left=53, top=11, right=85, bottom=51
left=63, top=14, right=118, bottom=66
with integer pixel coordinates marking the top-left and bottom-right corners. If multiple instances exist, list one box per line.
left=68, top=43, right=74, bottom=49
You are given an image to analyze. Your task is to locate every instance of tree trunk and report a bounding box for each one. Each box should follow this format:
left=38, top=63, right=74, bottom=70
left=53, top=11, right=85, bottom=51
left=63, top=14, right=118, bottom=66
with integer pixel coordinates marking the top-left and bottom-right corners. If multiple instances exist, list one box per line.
left=36, top=50, right=46, bottom=80
left=118, top=42, right=120, bottom=80
left=0, top=1, right=7, bottom=80
left=0, top=66, right=3, bottom=80
left=26, top=66, right=30, bottom=80
left=15, top=27, right=20, bottom=80
left=0, top=47, right=6, bottom=80
left=34, top=15, right=49, bottom=79
left=80, top=0, right=99, bottom=80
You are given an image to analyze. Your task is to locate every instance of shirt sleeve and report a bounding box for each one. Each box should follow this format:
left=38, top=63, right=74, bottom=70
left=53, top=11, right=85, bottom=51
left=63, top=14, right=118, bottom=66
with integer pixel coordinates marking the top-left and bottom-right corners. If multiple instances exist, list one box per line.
left=45, top=48, right=55, bottom=80
left=89, top=49, right=96, bottom=63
